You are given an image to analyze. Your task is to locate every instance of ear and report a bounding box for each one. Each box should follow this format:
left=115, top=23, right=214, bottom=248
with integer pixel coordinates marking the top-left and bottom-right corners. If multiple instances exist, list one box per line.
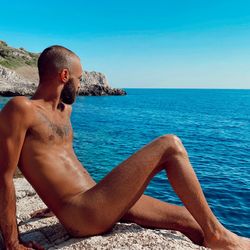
left=60, top=69, right=70, bottom=83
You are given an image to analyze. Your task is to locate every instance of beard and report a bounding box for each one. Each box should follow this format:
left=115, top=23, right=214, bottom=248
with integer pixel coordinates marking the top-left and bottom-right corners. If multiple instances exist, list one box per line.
left=60, top=78, right=78, bottom=105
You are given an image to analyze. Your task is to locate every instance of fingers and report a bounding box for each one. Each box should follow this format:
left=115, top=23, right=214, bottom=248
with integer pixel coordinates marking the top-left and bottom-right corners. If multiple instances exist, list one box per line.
left=32, top=241, right=45, bottom=250
left=24, top=241, right=45, bottom=250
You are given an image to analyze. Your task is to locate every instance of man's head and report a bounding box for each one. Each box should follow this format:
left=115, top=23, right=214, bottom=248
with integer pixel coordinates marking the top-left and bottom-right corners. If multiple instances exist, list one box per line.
left=38, top=45, right=83, bottom=104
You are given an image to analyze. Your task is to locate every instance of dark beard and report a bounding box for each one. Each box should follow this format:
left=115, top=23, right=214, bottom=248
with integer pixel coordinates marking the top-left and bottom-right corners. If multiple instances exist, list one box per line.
left=60, top=78, right=77, bottom=105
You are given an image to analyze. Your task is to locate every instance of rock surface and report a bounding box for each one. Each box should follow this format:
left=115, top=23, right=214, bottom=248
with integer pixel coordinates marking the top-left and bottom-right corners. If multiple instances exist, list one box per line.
left=0, top=178, right=209, bottom=250
left=0, top=40, right=126, bottom=96
left=80, top=71, right=126, bottom=96
left=0, top=65, right=37, bottom=96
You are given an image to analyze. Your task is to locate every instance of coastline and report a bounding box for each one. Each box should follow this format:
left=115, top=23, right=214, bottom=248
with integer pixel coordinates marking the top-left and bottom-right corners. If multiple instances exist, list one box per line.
left=0, top=41, right=126, bottom=96
left=0, top=65, right=126, bottom=97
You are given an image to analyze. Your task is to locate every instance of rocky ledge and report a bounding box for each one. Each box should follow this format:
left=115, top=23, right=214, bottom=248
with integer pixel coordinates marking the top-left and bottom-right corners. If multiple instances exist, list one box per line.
left=0, top=65, right=126, bottom=96
left=0, top=178, right=208, bottom=250
left=0, top=41, right=126, bottom=96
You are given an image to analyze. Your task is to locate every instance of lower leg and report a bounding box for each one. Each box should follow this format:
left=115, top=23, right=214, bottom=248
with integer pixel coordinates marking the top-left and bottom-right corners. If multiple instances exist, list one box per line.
left=121, top=194, right=204, bottom=245
left=161, top=136, right=249, bottom=249
left=162, top=137, right=224, bottom=240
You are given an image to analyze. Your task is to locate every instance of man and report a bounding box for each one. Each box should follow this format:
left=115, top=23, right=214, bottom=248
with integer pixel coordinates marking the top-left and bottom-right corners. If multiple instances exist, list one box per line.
left=0, top=46, right=249, bottom=250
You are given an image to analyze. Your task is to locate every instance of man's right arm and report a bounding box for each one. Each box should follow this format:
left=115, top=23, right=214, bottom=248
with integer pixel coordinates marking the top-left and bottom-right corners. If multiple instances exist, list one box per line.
left=0, top=97, right=32, bottom=250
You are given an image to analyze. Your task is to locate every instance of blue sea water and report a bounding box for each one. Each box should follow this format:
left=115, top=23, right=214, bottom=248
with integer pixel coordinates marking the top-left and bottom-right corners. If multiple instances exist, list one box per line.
left=0, top=89, right=249, bottom=237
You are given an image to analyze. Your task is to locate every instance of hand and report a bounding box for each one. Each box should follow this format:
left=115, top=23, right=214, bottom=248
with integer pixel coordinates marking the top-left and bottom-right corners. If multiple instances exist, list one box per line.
left=22, top=240, right=45, bottom=250
left=7, top=241, right=44, bottom=250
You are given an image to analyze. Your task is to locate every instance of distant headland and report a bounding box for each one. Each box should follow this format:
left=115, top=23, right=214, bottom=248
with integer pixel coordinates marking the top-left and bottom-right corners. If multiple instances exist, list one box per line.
left=0, top=40, right=126, bottom=96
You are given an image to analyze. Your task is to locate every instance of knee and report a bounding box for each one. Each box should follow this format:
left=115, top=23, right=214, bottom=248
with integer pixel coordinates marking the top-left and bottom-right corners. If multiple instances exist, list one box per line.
left=156, top=134, right=187, bottom=157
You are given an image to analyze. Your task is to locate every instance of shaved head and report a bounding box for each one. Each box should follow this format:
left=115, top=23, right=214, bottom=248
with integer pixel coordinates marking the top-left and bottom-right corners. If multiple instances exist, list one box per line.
left=38, top=45, right=79, bottom=81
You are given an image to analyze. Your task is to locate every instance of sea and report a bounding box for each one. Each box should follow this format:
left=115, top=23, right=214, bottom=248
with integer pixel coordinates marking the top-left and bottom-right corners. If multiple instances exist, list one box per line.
left=0, top=88, right=249, bottom=237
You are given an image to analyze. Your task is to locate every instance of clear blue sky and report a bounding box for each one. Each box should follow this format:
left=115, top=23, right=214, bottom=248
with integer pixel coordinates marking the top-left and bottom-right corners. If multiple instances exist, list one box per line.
left=1, top=0, right=250, bottom=88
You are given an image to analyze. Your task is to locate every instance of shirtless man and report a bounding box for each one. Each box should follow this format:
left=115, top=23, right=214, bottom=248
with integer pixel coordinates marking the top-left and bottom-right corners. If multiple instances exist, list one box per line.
left=0, top=46, right=249, bottom=250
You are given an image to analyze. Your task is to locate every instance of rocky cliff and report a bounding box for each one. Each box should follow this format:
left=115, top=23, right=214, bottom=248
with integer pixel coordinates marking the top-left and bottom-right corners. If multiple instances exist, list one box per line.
left=0, top=178, right=208, bottom=250
left=0, top=41, right=126, bottom=96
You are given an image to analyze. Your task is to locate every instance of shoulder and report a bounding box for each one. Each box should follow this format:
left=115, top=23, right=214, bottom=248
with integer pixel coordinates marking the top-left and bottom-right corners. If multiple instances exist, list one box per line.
left=0, top=96, right=33, bottom=127
left=2, top=96, right=32, bottom=112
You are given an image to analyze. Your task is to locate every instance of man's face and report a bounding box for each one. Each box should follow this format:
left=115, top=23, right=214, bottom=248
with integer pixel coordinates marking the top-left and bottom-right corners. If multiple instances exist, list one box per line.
left=60, top=77, right=78, bottom=105
left=60, top=57, right=83, bottom=105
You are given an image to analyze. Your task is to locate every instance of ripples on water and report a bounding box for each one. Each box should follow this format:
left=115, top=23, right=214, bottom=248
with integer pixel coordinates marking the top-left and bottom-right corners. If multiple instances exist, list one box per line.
left=0, top=89, right=249, bottom=237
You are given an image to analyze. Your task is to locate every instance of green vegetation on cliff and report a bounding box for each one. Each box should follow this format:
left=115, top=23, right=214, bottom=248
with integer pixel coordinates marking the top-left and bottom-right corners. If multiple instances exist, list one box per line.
left=0, top=40, right=39, bottom=69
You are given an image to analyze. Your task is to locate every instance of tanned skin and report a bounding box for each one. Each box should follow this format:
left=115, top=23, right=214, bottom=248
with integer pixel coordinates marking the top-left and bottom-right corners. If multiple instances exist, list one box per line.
left=0, top=50, right=249, bottom=250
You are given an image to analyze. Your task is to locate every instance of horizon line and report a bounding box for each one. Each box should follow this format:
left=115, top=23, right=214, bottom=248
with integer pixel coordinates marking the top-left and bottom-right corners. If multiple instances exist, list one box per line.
left=122, top=87, right=250, bottom=90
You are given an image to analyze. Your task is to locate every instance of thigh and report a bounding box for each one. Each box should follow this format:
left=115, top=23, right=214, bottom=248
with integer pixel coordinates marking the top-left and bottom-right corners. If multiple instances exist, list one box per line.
left=64, top=137, right=168, bottom=235
left=86, top=139, right=166, bottom=207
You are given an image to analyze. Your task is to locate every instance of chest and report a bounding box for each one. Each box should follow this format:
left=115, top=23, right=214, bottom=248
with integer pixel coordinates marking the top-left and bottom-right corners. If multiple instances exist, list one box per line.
left=27, top=110, right=73, bottom=144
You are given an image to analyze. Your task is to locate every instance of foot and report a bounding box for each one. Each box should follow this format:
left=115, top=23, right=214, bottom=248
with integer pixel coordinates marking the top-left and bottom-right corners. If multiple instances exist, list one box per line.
left=30, top=207, right=54, bottom=218
left=204, top=229, right=250, bottom=250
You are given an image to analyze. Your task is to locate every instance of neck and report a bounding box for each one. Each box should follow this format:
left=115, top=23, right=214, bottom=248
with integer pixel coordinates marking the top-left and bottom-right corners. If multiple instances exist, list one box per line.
left=32, top=81, right=64, bottom=110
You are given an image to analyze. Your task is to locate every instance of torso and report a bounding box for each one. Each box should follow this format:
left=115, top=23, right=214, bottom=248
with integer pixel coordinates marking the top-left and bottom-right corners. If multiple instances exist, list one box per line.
left=18, top=99, right=96, bottom=218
